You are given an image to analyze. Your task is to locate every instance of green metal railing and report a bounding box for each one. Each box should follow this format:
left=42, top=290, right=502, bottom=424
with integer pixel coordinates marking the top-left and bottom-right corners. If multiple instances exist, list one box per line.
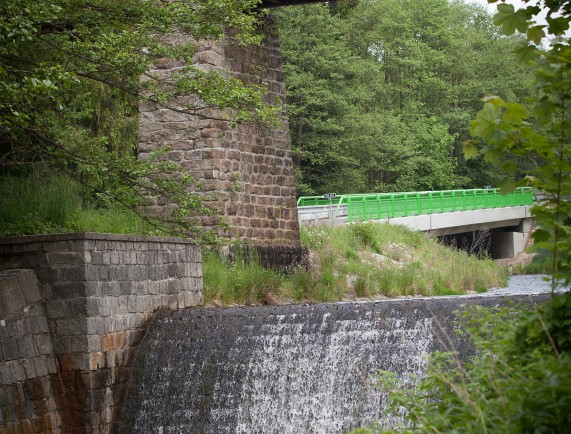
left=297, top=187, right=533, bottom=222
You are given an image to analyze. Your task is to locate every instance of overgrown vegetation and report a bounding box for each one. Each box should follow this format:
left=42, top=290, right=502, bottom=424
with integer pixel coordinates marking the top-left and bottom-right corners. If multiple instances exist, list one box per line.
left=352, top=0, right=571, bottom=432
left=1, top=0, right=277, bottom=242
left=0, top=172, right=160, bottom=237
left=202, top=222, right=506, bottom=305
left=354, top=299, right=571, bottom=433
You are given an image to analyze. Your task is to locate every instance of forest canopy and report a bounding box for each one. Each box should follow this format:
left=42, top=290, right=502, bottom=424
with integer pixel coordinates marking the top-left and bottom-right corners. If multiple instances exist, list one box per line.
left=275, top=0, right=536, bottom=196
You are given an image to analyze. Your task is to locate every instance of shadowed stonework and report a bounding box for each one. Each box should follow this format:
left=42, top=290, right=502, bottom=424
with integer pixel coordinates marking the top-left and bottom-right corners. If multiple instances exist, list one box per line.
left=138, top=17, right=302, bottom=255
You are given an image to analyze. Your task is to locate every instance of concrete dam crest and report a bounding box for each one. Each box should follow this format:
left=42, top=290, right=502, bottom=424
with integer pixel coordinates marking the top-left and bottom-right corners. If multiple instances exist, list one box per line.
left=117, top=293, right=550, bottom=433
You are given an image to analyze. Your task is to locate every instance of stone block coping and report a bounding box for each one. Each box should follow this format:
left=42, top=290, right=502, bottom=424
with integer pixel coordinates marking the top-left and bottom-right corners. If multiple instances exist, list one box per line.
left=0, top=232, right=194, bottom=245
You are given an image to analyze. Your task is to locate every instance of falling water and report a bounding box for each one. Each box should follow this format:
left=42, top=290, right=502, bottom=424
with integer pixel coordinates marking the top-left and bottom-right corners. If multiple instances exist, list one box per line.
left=118, top=290, right=552, bottom=433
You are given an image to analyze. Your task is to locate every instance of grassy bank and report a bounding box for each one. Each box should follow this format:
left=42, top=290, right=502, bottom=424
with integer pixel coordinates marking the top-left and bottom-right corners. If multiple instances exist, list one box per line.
left=0, top=172, right=159, bottom=237
left=203, top=223, right=507, bottom=305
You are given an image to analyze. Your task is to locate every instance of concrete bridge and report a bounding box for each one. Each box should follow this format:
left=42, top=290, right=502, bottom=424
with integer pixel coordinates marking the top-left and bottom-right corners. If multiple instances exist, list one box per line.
left=298, top=187, right=535, bottom=258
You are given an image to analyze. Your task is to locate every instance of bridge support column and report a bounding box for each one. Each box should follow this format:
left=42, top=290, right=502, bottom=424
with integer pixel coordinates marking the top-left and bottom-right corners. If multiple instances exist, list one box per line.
left=489, top=232, right=527, bottom=259
left=138, top=17, right=304, bottom=266
left=489, top=217, right=533, bottom=259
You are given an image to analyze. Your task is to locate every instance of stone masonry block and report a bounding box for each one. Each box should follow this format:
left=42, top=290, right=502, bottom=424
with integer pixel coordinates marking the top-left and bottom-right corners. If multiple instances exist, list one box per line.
left=68, top=336, right=89, bottom=353
left=87, top=334, right=101, bottom=353
left=0, top=365, right=12, bottom=385
left=11, top=242, right=42, bottom=253
left=2, top=339, right=20, bottom=361
left=98, top=266, right=110, bottom=281
left=14, top=270, right=42, bottom=305
left=45, top=300, right=67, bottom=319
left=0, top=275, right=26, bottom=319
left=52, top=336, right=69, bottom=354
left=84, top=265, right=99, bottom=281
left=104, top=317, right=117, bottom=334
left=52, top=282, right=86, bottom=299
left=86, top=317, right=105, bottom=335
left=21, top=335, right=37, bottom=358
left=84, top=281, right=102, bottom=297
left=33, top=356, right=50, bottom=378
left=10, top=360, right=26, bottom=382
left=47, top=252, right=84, bottom=266
left=23, top=358, right=36, bottom=378
left=120, top=281, right=135, bottom=296
left=176, top=264, right=191, bottom=278
left=47, top=357, right=57, bottom=374
left=56, top=318, right=88, bottom=336
left=32, top=335, right=53, bottom=356
left=85, top=298, right=100, bottom=316
left=90, top=251, right=105, bottom=265
left=102, top=282, right=121, bottom=298
left=25, top=316, right=49, bottom=334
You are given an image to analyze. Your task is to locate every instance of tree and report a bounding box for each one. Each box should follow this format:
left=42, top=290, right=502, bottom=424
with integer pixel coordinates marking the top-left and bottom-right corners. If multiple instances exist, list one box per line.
left=467, top=0, right=571, bottom=285
left=1, top=0, right=278, bottom=242
left=276, top=0, right=536, bottom=196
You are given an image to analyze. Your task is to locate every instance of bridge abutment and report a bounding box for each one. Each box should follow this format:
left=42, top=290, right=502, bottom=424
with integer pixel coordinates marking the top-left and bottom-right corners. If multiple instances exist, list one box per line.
left=0, top=234, right=202, bottom=433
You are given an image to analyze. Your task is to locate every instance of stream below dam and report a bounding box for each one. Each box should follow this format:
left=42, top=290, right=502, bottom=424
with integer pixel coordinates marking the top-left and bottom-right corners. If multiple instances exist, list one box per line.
left=117, top=275, right=566, bottom=433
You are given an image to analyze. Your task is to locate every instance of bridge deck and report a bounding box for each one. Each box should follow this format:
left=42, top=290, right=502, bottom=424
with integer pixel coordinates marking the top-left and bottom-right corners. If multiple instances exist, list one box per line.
left=297, top=187, right=533, bottom=223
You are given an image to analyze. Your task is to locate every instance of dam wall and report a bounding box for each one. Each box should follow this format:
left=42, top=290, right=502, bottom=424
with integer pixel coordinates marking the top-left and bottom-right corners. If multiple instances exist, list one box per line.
left=117, top=292, right=550, bottom=433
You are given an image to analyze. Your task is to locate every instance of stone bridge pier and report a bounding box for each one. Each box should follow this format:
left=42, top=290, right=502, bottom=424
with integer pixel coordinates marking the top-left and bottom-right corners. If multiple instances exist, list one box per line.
left=138, top=17, right=304, bottom=267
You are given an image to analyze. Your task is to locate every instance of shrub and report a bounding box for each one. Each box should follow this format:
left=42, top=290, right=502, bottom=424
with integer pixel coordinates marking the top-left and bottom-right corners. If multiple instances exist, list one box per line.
left=358, top=295, right=571, bottom=433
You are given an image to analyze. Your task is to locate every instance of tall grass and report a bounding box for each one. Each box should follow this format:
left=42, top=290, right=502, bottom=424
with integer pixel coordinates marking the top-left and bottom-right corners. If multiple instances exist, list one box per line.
left=202, top=223, right=507, bottom=305
left=299, top=222, right=506, bottom=300
left=0, top=173, right=81, bottom=235
left=0, top=172, right=157, bottom=236
left=202, top=250, right=286, bottom=305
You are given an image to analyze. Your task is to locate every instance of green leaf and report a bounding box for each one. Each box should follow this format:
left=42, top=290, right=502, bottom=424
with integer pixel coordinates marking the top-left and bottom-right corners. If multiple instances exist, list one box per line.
left=463, top=140, right=480, bottom=160
left=501, top=159, right=517, bottom=173
left=503, top=102, right=528, bottom=125
left=470, top=102, right=502, bottom=140
left=493, top=4, right=529, bottom=35
left=499, top=178, right=516, bottom=194
left=484, top=149, right=503, bottom=164
left=546, top=16, right=570, bottom=36
left=527, top=25, right=545, bottom=43
left=513, top=39, right=540, bottom=64
left=532, top=228, right=550, bottom=243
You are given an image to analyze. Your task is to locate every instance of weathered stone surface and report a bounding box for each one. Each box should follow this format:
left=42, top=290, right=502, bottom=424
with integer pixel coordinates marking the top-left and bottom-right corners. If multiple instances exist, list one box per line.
left=138, top=17, right=302, bottom=258
left=0, top=233, right=203, bottom=433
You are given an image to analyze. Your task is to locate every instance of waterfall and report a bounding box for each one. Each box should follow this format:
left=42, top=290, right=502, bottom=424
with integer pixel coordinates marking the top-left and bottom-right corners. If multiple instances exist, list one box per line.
left=117, top=294, right=548, bottom=433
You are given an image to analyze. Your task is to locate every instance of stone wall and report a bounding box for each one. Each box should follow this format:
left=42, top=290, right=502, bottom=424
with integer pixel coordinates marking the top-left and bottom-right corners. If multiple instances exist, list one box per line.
left=0, top=269, right=60, bottom=432
left=0, top=233, right=202, bottom=433
left=138, top=17, right=302, bottom=254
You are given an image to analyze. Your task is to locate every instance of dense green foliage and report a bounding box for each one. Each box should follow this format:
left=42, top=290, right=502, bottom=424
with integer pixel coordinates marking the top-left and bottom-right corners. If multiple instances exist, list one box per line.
left=275, top=0, right=535, bottom=195
left=1, top=0, right=279, bottom=242
left=468, top=1, right=571, bottom=286
left=202, top=222, right=506, bottom=305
